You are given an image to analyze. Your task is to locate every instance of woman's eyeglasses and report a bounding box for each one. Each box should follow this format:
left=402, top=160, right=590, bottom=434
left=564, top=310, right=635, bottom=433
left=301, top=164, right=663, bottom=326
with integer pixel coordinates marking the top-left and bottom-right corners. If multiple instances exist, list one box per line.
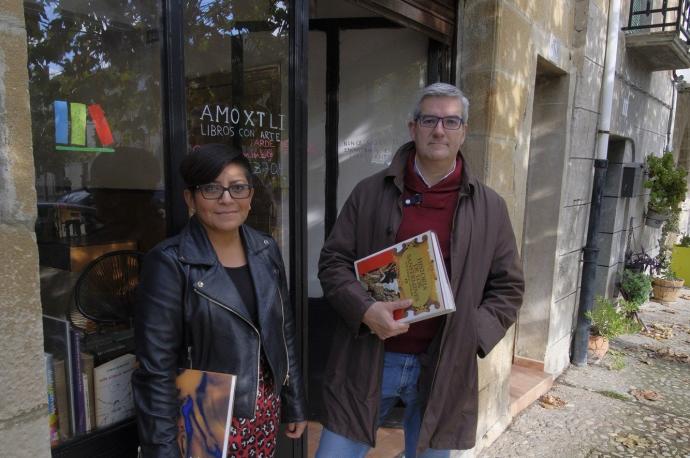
left=195, top=183, right=253, bottom=200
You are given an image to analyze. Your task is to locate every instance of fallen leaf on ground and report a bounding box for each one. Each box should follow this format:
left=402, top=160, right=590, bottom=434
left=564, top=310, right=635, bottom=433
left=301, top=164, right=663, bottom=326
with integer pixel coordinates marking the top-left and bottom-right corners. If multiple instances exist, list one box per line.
left=656, top=347, right=690, bottom=363
left=641, top=322, right=674, bottom=340
left=538, top=394, right=566, bottom=409
left=613, top=433, right=652, bottom=448
left=630, top=389, right=662, bottom=401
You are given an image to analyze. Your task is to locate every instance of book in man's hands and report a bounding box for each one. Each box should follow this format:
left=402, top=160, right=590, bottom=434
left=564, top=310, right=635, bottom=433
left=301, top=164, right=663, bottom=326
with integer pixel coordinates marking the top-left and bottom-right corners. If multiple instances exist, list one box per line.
left=176, top=368, right=237, bottom=458
left=355, top=230, right=455, bottom=324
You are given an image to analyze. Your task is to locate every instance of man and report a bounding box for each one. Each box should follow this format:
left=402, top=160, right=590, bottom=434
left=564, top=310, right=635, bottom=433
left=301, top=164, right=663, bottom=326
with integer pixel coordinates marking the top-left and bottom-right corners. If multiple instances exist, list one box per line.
left=315, top=83, right=525, bottom=458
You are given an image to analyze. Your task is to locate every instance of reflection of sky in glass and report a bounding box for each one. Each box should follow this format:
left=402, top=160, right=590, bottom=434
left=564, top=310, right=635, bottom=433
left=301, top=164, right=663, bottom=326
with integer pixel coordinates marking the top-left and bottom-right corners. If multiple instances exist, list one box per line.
left=36, top=7, right=119, bottom=79
left=196, top=0, right=236, bottom=36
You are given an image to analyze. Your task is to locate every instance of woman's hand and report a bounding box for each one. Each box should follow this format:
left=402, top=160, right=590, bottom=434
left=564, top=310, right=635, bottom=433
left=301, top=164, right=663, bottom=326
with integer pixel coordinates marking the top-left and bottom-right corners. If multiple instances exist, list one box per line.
left=285, top=421, right=307, bottom=439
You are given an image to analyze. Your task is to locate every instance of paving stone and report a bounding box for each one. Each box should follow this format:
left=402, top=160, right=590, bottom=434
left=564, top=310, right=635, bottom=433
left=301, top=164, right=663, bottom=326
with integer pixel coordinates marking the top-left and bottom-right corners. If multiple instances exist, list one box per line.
left=481, top=291, right=690, bottom=458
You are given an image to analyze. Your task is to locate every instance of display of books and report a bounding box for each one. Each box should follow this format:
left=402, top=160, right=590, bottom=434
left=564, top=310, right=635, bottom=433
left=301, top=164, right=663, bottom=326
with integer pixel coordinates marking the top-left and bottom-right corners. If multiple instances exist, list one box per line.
left=176, top=369, right=237, bottom=458
left=42, top=315, right=77, bottom=439
left=355, top=231, right=455, bottom=324
left=42, top=314, right=138, bottom=447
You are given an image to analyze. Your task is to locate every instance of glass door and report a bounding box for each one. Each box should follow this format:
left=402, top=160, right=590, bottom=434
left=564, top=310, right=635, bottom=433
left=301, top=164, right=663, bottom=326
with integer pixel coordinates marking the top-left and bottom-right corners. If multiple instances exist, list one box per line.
left=182, top=0, right=292, bottom=257
left=180, top=2, right=295, bottom=456
left=306, top=19, right=429, bottom=433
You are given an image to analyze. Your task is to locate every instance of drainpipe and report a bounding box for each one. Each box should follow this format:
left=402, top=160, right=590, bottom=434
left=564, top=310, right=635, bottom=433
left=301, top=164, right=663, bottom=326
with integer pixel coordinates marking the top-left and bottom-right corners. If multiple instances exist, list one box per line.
left=665, top=71, right=679, bottom=153
left=572, top=0, right=621, bottom=366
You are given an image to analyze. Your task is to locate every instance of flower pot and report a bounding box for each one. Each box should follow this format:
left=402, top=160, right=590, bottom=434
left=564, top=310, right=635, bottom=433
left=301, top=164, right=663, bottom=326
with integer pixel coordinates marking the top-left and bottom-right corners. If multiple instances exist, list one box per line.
left=652, top=277, right=685, bottom=302
left=588, top=335, right=609, bottom=360
left=644, top=209, right=669, bottom=228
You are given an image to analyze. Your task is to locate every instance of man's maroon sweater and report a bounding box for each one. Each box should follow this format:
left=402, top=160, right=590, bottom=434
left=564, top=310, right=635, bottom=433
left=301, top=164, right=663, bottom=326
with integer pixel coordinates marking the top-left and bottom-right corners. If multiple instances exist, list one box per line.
left=384, top=152, right=462, bottom=354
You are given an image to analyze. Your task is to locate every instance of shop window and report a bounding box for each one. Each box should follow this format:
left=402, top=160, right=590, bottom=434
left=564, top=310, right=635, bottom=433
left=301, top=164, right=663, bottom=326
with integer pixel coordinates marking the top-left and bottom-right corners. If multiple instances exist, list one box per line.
left=183, top=0, right=291, bottom=259
left=24, top=0, right=165, bottom=451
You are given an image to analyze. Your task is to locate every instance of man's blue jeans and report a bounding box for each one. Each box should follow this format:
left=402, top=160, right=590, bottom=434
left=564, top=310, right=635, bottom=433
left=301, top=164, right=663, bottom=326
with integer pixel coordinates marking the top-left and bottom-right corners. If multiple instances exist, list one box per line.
left=315, top=352, right=451, bottom=458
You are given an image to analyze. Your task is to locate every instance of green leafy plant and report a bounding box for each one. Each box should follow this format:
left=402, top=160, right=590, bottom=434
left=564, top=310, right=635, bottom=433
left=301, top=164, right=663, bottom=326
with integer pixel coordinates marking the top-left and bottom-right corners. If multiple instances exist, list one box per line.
left=586, top=296, right=637, bottom=340
left=654, top=212, right=682, bottom=280
left=644, top=152, right=688, bottom=216
left=663, top=269, right=679, bottom=281
left=678, top=234, right=690, bottom=248
left=619, top=270, right=652, bottom=307
left=606, top=350, right=626, bottom=371
left=619, top=298, right=640, bottom=316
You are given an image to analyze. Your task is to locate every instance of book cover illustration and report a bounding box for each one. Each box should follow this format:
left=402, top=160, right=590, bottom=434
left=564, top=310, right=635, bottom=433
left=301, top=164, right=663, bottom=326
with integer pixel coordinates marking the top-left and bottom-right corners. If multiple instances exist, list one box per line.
left=355, top=231, right=455, bottom=324
left=94, top=353, right=136, bottom=428
left=176, top=369, right=237, bottom=458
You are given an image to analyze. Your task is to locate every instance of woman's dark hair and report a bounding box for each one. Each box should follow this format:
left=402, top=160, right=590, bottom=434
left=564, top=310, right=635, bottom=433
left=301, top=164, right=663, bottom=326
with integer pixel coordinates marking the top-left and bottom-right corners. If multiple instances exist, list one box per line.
left=179, top=143, right=253, bottom=189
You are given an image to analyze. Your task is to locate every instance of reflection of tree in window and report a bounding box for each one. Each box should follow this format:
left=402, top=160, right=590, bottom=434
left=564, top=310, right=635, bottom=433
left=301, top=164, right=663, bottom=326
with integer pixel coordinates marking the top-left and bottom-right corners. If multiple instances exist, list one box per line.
left=183, top=0, right=289, bottom=244
left=24, top=1, right=163, bottom=200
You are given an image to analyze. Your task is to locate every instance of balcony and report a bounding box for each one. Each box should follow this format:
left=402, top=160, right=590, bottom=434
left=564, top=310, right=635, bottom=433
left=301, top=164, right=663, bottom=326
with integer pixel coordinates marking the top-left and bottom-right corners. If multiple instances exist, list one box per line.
left=623, top=0, right=690, bottom=70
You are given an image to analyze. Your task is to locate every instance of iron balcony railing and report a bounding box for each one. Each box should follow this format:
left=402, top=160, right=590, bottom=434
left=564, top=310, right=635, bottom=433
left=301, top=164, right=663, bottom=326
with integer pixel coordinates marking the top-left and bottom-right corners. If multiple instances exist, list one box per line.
left=623, top=0, right=690, bottom=43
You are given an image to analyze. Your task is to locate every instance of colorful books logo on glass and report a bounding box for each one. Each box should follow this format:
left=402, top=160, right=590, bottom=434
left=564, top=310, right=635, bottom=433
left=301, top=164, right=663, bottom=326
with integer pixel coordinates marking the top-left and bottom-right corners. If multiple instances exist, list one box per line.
left=54, top=101, right=115, bottom=153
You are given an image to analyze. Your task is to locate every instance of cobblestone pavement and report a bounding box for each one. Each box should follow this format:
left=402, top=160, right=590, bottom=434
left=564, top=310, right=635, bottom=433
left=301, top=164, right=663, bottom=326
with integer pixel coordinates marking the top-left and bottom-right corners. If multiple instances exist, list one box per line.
left=481, top=291, right=690, bottom=458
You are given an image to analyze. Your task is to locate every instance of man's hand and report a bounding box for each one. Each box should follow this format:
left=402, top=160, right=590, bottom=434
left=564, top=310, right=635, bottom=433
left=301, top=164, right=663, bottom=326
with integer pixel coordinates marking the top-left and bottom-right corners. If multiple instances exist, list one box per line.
left=362, top=299, right=411, bottom=339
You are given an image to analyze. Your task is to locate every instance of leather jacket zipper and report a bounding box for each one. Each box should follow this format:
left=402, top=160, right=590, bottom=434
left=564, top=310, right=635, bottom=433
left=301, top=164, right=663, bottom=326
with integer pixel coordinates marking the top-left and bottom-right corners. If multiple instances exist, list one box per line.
left=194, top=287, right=261, bottom=417
left=277, top=288, right=290, bottom=386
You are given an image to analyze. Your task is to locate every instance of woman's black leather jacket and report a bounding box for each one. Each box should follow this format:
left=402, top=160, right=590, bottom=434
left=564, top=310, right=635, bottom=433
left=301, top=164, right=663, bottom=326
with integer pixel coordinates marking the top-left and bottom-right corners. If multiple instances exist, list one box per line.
left=132, top=216, right=306, bottom=457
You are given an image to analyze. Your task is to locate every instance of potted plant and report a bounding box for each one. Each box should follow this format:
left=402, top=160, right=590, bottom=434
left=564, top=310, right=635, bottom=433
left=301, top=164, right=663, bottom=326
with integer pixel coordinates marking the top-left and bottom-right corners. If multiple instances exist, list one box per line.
left=671, top=233, right=690, bottom=284
left=643, top=152, right=687, bottom=228
left=619, top=269, right=652, bottom=306
left=624, top=250, right=655, bottom=274
left=652, top=270, right=685, bottom=302
left=586, top=296, right=637, bottom=360
left=618, top=269, right=652, bottom=329
left=651, top=213, right=686, bottom=302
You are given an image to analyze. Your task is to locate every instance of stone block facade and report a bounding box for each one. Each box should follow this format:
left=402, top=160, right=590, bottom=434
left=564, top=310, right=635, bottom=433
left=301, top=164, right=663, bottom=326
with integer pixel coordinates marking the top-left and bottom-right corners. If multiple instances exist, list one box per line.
left=0, top=1, right=51, bottom=457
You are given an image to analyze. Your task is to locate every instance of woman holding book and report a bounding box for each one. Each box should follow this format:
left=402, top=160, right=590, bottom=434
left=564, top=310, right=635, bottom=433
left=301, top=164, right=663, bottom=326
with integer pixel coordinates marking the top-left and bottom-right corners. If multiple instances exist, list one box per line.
left=132, top=144, right=307, bottom=457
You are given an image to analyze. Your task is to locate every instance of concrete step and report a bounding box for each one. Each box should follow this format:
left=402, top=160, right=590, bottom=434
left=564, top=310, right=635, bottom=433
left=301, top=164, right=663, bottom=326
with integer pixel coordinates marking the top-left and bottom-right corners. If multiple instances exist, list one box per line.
left=509, top=362, right=554, bottom=417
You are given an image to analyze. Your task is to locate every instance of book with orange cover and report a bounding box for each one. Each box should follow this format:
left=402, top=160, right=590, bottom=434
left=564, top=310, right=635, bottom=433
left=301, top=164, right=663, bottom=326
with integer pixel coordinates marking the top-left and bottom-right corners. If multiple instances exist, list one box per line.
left=355, top=231, right=455, bottom=324
left=176, top=368, right=237, bottom=458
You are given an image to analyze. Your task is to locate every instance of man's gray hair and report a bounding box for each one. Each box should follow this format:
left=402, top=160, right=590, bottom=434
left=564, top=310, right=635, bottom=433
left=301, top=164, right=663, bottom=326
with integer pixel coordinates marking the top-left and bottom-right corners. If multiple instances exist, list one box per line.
left=412, top=82, right=470, bottom=124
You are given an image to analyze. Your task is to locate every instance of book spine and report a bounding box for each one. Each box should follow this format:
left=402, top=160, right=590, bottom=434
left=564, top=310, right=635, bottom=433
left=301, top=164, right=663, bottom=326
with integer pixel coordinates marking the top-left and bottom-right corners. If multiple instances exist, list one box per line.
left=81, top=352, right=96, bottom=430
left=82, top=372, right=92, bottom=432
left=45, top=353, right=60, bottom=446
left=53, top=358, right=71, bottom=441
left=70, top=328, right=86, bottom=434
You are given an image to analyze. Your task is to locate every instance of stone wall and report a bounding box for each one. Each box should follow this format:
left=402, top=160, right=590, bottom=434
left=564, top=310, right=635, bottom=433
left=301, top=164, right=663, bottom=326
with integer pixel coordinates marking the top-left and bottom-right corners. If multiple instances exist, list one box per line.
left=587, top=2, right=672, bottom=298
left=459, top=0, right=676, bottom=450
left=458, top=0, right=577, bottom=449
left=0, top=1, right=51, bottom=456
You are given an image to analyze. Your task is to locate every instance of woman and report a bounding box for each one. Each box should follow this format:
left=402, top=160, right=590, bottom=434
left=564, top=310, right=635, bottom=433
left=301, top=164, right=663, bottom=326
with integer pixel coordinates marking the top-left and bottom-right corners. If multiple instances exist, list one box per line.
left=133, top=143, right=307, bottom=457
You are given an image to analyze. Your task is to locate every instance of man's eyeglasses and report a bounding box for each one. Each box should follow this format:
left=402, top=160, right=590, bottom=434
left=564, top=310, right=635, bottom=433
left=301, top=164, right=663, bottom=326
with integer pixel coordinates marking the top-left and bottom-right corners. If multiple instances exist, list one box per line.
left=416, top=115, right=465, bottom=130
left=195, top=183, right=253, bottom=200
